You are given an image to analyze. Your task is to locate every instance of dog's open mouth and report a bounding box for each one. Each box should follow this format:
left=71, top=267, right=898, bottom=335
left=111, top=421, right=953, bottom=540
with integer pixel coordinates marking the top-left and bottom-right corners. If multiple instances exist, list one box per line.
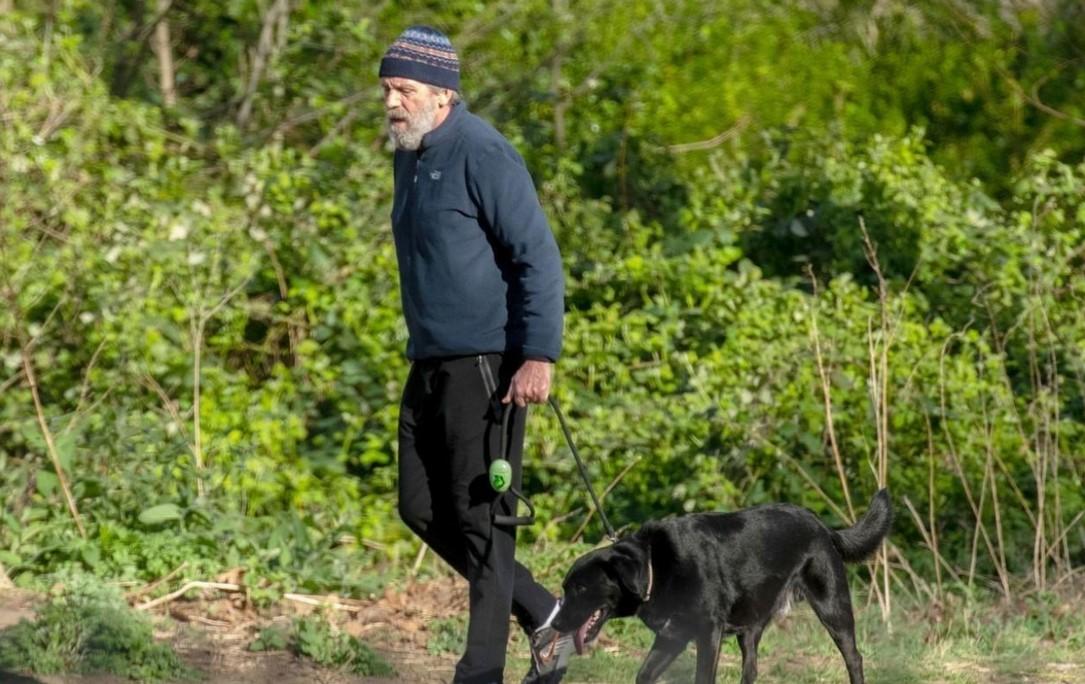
left=574, top=607, right=608, bottom=655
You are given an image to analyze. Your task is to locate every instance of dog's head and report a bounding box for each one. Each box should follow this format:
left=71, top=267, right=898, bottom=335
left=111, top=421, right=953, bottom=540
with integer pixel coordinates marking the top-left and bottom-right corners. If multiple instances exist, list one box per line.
left=550, top=537, right=651, bottom=654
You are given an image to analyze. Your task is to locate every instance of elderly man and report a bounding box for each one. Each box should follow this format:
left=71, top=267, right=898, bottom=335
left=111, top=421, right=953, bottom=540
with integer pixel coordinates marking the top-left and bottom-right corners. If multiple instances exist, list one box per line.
left=380, top=25, right=574, bottom=684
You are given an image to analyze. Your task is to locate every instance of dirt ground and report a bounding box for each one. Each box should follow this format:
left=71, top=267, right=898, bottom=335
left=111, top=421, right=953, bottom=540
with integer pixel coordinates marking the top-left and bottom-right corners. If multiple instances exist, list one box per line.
left=4, top=579, right=1084, bottom=684
left=0, top=577, right=466, bottom=684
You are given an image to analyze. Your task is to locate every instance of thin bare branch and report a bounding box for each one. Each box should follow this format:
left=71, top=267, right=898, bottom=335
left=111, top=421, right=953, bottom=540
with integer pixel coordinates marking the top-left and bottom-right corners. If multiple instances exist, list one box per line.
left=1020, top=66, right=1085, bottom=128
left=901, top=495, right=965, bottom=588
left=666, top=115, right=753, bottom=154
left=938, top=0, right=1085, bottom=127
left=804, top=265, right=856, bottom=522
left=410, top=544, right=428, bottom=578
left=126, top=561, right=189, bottom=600
left=21, top=345, right=86, bottom=538
left=572, top=454, right=642, bottom=543
left=283, top=593, right=364, bottom=613
left=136, top=581, right=242, bottom=611
left=267, top=89, right=370, bottom=140
left=63, top=338, right=108, bottom=435
left=237, top=0, right=292, bottom=128
left=0, top=371, right=20, bottom=395
left=204, top=274, right=252, bottom=322
left=139, top=372, right=190, bottom=440
left=859, top=216, right=893, bottom=622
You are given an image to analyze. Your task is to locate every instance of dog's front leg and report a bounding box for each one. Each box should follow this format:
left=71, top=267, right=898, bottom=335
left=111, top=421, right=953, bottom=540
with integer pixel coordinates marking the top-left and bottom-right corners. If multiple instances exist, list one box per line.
left=693, top=624, right=723, bottom=684
left=635, top=633, right=689, bottom=684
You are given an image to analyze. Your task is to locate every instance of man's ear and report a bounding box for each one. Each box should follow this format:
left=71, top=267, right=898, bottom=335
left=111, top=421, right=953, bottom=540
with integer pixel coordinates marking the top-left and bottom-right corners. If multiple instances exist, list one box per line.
left=605, top=541, right=648, bottom=600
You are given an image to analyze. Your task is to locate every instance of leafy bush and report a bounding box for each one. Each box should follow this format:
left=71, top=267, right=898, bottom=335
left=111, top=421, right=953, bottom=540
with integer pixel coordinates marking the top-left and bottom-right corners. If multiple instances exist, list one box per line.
left=0, top=575, right=189, bottom=681
left=1, top=0, right=1082, bottom=605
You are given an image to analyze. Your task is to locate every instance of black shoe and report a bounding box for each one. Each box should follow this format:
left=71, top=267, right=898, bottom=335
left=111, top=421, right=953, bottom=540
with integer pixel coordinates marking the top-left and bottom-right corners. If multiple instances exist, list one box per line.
left=521, top=624, right=574, bottom=684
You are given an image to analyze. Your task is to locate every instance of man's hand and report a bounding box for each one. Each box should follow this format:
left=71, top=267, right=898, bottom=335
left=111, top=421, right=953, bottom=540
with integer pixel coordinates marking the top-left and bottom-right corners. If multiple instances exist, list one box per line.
left=502, top=359, right=553, bottom=407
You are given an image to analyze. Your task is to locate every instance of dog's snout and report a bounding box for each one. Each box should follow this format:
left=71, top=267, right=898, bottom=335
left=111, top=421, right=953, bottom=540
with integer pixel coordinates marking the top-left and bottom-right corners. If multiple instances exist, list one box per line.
left=550, top=608, right=573, bottom=633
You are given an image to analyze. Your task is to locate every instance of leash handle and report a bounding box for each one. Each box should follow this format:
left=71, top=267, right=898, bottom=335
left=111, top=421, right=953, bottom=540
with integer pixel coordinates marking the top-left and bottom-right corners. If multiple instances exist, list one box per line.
left=490, top=398, right=620, bottom=541
left=548, top=396, right=618, bottom=542
left=492, top=404, right=537, bottom=527
left=493, top=488, right=536, bottom=527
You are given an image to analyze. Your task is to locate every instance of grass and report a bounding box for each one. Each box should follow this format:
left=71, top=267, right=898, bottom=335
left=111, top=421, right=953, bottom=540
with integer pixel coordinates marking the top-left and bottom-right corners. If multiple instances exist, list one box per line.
left=499, top=597, right=1085, bottom=683
left=470, top=544, right=1085, bottom=684
left=5, top=540, right=1081, bottom=683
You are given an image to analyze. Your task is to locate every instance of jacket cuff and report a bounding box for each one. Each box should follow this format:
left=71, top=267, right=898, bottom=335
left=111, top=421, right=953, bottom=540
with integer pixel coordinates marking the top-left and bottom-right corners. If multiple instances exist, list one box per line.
left=520, top=345, right=559, bottom=363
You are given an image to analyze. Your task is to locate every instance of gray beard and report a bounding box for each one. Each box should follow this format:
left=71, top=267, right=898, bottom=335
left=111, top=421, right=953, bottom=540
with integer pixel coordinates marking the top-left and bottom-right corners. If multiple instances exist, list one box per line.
left=387, top=101, right=439, bottom=151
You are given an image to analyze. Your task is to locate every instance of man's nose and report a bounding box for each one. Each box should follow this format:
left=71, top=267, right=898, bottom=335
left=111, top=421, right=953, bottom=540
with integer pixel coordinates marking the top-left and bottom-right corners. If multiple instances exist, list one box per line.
left=384, top=91, right=400, bottom=109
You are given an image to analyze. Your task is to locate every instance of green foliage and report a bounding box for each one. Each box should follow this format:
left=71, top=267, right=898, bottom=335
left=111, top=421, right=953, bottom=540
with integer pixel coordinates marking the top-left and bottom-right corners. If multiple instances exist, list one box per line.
left=248, top=615, right=395, bottom=677
left=426, top=616, right=467, bottom=656
left=0, top=574, right=190, bottom=681
left=248, top=624, right=290, bottom=653
left=0, top=0, right=1082, bottom=606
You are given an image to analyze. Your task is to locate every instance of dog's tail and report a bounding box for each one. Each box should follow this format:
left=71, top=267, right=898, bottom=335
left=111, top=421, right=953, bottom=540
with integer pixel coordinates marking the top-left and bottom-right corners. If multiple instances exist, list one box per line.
left=831, top=489, right=892, bottom=563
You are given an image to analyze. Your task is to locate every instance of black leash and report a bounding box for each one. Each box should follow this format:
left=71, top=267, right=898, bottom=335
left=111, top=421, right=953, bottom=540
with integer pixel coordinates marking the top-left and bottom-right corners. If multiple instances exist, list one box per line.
left=489, top=397, right=618, bottom=543
left=547, top=397, right=618, bottom=542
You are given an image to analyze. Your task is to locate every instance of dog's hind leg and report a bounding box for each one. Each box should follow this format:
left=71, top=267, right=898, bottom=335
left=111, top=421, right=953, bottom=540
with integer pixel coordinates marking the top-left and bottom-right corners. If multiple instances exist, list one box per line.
left=804, top=557, right=865, bottom=684
left=694, top=624, right=723, bottom=684
left=635, top=633, right=688, bottom=684
left=737, top=626, right=764, bottom=684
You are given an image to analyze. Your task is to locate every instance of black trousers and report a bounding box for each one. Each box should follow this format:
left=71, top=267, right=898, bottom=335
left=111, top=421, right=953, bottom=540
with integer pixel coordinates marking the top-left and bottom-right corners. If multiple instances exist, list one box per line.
left=398, top=353, right=556, bottom=684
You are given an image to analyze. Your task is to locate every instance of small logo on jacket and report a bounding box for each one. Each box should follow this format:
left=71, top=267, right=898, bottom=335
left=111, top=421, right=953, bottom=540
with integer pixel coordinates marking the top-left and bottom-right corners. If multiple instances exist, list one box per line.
left=429, top=170, right=442, bottom=181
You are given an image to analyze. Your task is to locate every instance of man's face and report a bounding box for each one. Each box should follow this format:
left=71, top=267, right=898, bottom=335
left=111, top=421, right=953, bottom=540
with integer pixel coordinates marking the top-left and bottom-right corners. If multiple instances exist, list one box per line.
left=381, top=77, right=447, bottom=151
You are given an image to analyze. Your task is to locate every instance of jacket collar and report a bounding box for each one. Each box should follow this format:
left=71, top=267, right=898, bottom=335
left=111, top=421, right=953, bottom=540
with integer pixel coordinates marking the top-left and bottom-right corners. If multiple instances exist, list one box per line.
left=420, top=100, right=464, bottom=152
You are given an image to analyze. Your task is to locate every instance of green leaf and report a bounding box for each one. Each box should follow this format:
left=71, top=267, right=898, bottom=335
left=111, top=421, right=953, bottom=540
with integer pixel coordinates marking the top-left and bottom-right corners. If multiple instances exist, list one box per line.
left=55, top=432, right=76, bottom=472
left=80, top=543, right=102, bottom=569
left=138, top=504, right=183, bottom=526
left=36, top=470, right=59, bottom=497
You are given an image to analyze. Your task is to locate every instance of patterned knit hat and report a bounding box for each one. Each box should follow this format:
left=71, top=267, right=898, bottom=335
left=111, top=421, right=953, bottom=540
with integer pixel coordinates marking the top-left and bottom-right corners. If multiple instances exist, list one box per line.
left=379, top=25, right=460, bottom=92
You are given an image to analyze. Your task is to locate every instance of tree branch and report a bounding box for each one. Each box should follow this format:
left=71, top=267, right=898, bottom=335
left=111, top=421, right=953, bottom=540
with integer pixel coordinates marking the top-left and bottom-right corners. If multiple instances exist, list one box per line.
left=237, top=0, right=292, bottom=128
left=152, top=0, right=177, bottom=106
left=666, top=115, right=752, bottom=154
left=22, top=342, right=86, bottom=538
left=110, top=0, right=175, bottom=98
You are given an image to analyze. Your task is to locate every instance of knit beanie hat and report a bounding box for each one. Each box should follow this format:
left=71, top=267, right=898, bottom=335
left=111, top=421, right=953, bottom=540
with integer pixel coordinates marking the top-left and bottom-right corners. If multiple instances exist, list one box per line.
left=379, top=25, right=460, bottom=92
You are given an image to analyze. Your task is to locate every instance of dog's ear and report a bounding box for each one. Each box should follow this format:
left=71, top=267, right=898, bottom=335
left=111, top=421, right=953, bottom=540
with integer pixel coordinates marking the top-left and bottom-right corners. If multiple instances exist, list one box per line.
left=605, top=540, right=649, bottom=601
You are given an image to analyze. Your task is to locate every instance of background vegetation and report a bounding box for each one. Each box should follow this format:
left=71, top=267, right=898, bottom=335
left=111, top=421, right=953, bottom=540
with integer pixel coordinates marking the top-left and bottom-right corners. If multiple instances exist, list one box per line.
left=1, top=0, right=1083, bottom=646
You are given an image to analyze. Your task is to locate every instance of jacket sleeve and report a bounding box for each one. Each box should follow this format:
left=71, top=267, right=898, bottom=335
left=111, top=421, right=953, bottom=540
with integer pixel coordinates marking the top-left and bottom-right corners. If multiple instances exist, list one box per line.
left=468, top=143, right=565, bottom=361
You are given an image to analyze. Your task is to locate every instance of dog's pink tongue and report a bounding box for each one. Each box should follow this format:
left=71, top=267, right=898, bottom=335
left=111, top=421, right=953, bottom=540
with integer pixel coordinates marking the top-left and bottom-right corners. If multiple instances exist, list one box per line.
left=573, top=623, right=588, bottom=655
left=574, top=609, right=602, bottom=655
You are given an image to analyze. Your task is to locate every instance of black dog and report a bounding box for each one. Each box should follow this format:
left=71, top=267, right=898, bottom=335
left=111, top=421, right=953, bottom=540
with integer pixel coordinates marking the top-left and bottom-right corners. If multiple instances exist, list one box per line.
left=550, top=489, right=892, bottom=683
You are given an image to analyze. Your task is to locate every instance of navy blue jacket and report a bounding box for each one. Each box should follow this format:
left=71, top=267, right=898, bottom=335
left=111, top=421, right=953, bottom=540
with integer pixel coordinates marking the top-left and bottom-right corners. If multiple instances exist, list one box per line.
left=391, top=102, right=564, bottom=361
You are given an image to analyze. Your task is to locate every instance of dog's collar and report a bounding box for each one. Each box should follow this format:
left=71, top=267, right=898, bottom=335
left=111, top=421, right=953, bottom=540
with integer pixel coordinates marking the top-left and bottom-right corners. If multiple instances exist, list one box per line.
left=643, top=553, right=653, bottom=602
